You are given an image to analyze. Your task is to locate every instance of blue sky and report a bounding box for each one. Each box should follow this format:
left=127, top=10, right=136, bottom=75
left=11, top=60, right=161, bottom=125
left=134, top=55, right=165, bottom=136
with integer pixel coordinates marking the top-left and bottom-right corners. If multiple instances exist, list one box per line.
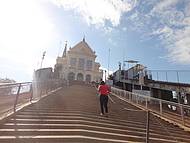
left=0, top=0, right=190, bottom=82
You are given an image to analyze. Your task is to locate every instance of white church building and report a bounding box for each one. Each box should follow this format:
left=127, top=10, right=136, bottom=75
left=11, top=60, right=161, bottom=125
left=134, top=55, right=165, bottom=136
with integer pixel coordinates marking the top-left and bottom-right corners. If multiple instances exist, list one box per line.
left=54, top=38, right=103, bottom=82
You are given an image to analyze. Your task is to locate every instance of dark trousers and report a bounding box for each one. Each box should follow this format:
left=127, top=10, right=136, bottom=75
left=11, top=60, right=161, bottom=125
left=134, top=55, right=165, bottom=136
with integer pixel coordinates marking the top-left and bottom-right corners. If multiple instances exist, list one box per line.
left=100, top=95, right=108, bottom=114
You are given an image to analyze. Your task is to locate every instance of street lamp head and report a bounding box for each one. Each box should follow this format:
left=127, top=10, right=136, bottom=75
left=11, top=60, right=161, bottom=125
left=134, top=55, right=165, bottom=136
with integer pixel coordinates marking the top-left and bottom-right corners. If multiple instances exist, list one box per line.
left=43, top=51, right=46, bottom=56
left=124, top=60, right=139, bottom=63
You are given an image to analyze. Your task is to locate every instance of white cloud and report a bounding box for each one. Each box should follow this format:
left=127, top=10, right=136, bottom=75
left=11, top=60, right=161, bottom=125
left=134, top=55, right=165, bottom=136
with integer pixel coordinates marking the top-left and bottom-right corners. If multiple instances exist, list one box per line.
left=167, top=26, right=190, bottom=64
left=122, top=27, right=127, bottom=31
left=108, top=38, right=117, bottom=47
left=129, top=0, right=190, bottom=65
left=183, top=17, right=190, bottom=26
left=50, top=0, right=136, bottom=27
left=151, top=0, right=179, bottom=13
left=149, top=0, right=190, bottom=65
left=184, top=1, right=190, bottom=16
left=150, top=26, right=174, bottom=40
left=104, top=27, right=114, bottom=34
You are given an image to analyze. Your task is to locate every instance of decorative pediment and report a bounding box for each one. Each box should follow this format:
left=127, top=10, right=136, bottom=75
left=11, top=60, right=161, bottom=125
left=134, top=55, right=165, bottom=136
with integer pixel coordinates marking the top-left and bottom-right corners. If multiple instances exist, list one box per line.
left=69, top=41, right=96, bottom=57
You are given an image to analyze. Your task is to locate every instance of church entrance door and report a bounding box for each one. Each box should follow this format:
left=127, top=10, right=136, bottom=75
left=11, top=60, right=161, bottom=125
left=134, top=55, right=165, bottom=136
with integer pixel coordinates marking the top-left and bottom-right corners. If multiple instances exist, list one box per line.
left=68, top=72, right=75, bottom=81
left=77, top=73, right=83, bottom=81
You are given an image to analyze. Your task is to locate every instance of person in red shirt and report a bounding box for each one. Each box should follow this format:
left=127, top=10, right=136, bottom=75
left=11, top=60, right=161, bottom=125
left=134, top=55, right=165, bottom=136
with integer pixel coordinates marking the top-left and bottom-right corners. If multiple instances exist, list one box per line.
left=98, top=81, right=110, bottom=116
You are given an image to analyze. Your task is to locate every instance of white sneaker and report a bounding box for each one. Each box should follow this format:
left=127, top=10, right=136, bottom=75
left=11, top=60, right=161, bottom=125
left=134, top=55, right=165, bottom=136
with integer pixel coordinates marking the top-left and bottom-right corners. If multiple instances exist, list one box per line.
left=100, top=113, right=103, bottom=116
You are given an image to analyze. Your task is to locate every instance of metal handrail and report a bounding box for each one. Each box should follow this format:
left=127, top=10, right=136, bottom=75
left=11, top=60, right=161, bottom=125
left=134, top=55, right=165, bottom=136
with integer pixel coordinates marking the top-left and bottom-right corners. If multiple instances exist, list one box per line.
left=0, top=82, right=31, bottom=88
left=0, top=79, right=65, bottom=119
left=111, top=87, right=190, bottom=108
left=111, top=87, right=190, bottom=129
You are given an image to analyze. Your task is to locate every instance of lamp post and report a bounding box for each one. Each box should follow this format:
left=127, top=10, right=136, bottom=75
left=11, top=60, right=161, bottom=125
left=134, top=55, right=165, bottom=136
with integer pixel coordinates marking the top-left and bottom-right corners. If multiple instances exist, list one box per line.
left=104, top=70, right=107, bottom=82
left=108, top=47, right=110, bottom=78
left=40, top=51, right=46, bottom=69
left=118, top=62, right=121, bottom=82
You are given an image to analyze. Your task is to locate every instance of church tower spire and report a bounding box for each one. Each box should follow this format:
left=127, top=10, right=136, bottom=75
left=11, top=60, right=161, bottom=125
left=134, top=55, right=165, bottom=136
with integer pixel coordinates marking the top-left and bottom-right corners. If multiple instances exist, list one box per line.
left=62, top=41, right=67, bottom=57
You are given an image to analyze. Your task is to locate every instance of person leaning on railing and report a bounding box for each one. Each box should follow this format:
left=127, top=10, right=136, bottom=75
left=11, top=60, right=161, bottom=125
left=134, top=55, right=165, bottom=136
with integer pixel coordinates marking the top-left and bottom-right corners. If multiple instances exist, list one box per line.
left=98, top=81, right=110, bottom=116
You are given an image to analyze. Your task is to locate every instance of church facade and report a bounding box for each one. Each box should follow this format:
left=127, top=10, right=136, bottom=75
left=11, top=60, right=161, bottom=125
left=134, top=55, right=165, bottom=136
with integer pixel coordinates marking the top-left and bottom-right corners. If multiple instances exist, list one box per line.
left=54, top=38, right=103, bottom=82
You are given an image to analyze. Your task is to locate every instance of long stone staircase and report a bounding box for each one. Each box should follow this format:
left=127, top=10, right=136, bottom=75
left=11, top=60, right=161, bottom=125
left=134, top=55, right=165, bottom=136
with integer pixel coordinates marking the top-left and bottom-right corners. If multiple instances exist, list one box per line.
left=0, top=85, right=189, bottom=143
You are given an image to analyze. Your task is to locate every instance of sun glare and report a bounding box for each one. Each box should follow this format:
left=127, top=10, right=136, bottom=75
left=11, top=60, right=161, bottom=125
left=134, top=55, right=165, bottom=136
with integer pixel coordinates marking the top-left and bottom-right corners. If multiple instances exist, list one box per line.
left=0, top=0, right=53, bottom=63
left=0, top=0, right=54, bottom=78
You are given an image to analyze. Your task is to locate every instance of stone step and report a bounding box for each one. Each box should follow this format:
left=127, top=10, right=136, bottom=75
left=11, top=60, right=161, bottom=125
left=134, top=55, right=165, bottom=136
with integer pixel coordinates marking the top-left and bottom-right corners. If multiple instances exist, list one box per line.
left=17, top=110, right=183, bottom=128
left=13, top=112, right=187, bottom=133
left=2, top=113, right=190, bottom=143
left=0, top=85, right=189, bottom=143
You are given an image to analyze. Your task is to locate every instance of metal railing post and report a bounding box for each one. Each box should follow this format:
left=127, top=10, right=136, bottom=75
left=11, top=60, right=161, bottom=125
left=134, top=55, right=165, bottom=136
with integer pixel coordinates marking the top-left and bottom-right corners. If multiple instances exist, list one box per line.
left=129, top=92, right=131, bottom=101
left=45, top=80, right=47, bottom=93
left=39, top=81, right=43, bottom=99
left=146, top=110, right=150, bottom=143
left=166, top=71, right=168, bottom=82
left=14, top=83, right=21, bottom=112
left=146, top=97, right=148, bottom=109
left=136, top=95, right=139, bottom=104
left=136, top=94, right=138, bottom=104
left=29, top=83, right=33, bottom=102
left=159, top=99, right=162, bottom=115
left=180, top=104, right=185, bottom=125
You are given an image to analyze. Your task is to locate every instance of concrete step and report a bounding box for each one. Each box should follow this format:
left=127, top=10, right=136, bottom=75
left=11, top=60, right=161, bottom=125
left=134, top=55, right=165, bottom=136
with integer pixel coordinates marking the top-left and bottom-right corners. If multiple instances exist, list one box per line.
left=1, top=111, right=189, bottom=143
left=0, top=85, right=189, bottom=143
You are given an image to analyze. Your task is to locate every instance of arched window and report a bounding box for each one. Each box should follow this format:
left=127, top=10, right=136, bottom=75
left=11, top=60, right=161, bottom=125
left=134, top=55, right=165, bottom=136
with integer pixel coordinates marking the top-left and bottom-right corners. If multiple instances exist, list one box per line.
left=68, top=72, right=75, bottom=81
left=77, top=73, right=84, bottom=81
